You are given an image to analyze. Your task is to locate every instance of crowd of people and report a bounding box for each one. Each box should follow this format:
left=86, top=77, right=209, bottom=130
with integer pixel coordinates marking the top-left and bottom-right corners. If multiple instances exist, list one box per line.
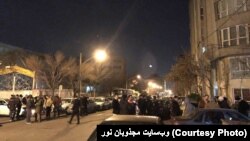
left=7, top=94, right=62, bottom=124
left=112, top=93, right=250, bottom=120
left=112, top=93, right=183, bottom=120
left=5, top=92, right=249, bottom=125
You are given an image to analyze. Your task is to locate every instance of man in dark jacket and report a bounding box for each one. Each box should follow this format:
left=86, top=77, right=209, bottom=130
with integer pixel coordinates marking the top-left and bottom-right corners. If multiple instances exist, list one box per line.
left=26, top=95, right=34, bottom=124
left=7, top=95, right=16, bottom=121
left=238, top=98, right=250, bottom=116
left=112, top=95, right=120, bottom=114
left=68, top=96, right=81, bottom=124
left=119, top=94, right=128, bottom=115
left=15, top=95, right=22, bottom=120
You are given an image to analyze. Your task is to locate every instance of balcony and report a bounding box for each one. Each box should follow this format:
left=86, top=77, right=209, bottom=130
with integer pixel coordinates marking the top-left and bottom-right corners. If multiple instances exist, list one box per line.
left=204, top=45, right=250, bottom=61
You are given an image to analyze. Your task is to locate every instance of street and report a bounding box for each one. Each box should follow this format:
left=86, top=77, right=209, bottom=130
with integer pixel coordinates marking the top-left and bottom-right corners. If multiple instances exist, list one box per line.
left=0, top=110, right=112, bottom=141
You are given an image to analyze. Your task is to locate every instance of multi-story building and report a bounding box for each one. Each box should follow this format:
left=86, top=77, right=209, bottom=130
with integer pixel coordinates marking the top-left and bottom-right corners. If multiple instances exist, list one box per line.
left=189, top=0, right=250, bottom=102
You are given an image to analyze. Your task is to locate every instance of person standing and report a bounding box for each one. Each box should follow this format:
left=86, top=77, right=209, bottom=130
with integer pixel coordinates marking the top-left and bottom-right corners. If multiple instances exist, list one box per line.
left=15, top=95, right=22, bottom=120
left=26, top=95, right=34, bottom=124
left=7, top=95, right=16, bottom=122
left=198, top=95, right=209, bottom=108
left=112, top=95, right=120, bottom=114
left=119, top=94, right=128, bottom=115
left=182, top=97, right=196, bottom=117
left=170, top=96, right=182, bottom=117
left=45, top=95, right=53, bottom=120
left=127, top=95, right=136, bottom=115
left=138, top=95, right=146, bottom=115
left=35, top=95, right=44, bottom=122
left=53, top=95, right=61, bottom=118
left=68, top=96, right=81, bottom=124
left=238, top=97, right=250, bottom=116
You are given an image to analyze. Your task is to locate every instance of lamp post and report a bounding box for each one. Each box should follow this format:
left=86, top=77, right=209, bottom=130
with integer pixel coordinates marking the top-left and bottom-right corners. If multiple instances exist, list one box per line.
left=79, top=49, right=108, bottom=97
left=126, top=74, right=141, bottom=89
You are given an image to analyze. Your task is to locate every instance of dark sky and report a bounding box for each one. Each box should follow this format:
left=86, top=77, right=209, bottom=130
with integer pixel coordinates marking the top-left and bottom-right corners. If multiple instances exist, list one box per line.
left=0, top=0, right=189, bottom=77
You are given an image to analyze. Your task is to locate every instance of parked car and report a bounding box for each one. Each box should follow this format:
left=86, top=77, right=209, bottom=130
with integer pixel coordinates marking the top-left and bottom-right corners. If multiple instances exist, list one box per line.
left=61, top=98, right=97, bottom=115
left=163, top=108, right=250, bottom=125
left=0, top=98, right=35, bottom=117
left=0, top=99, right=12, bottom=116
left=87, top=115, right=161, bottom=141
left=93, top=97, right=111, bottom=111
left=61, top=98, right=74, bottom=114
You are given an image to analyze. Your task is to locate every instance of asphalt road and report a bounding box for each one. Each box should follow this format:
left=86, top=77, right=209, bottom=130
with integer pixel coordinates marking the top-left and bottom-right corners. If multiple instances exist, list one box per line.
left=0, top=110, right=113, bottom=141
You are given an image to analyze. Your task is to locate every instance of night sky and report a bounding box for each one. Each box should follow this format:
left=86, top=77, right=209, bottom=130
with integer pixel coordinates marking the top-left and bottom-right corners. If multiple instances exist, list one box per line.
left=0, top=0, right=189, bottom=77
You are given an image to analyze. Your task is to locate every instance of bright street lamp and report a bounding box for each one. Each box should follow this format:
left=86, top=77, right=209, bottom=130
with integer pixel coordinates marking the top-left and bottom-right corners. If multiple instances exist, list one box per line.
left=94, top=49, right=108, bottom=63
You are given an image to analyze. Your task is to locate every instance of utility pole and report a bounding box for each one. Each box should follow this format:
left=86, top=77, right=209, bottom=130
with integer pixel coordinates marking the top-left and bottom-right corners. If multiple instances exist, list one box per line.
left=199, top=42, right=206, bottom=96
left=79, top=53, right=82, bottom=97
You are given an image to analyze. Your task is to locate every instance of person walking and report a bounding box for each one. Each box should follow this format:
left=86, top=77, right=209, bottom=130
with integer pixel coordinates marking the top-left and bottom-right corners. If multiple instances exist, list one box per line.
left=68, top=96, right=81, bottom=124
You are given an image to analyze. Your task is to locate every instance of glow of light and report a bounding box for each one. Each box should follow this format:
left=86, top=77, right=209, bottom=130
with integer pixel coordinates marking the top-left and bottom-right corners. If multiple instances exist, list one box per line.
left=94, top=49, right=108, bottom=62
left=202, top=47, right=206, bottom=53
left=149, top=64, right=153, bottom=68
left=136, top=75, right=141, bottom=79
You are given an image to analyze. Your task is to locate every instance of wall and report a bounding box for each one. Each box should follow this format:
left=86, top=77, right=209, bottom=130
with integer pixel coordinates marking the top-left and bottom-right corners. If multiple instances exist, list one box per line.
left=0, top=89, right=74, bottom=99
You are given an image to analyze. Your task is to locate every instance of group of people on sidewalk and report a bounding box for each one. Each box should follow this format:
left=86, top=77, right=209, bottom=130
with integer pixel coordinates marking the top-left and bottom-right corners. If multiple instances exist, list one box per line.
left=112, top=93, right=183, bottom=120
left=111, top=92, right=249, bottom=120
left=182, top=94, right=250, bottom=117
left=7, top=94, right=62, bottom=124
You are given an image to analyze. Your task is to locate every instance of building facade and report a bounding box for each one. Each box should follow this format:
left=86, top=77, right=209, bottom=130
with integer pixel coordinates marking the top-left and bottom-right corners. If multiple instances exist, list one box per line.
left=189, top=0, right=250, bottom=102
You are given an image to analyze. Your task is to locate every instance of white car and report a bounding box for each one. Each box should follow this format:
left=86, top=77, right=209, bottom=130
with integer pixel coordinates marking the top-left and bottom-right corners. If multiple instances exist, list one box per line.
left=0, top=99, right=11, bottom=116
left=0, top=99, right=35, bottom=117
left=0, top=99, right=23, bottom=116
left=93, top=97, right=111, bottom=110
left=61, top=98, right=97, bottom=114
left=61, top=98, right=75, bottom=114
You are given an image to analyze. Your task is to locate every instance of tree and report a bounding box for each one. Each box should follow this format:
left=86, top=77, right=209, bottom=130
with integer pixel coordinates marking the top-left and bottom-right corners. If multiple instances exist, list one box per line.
left=24, top=51, right=77, bottom=96
left=81, top=61, right=111, bottom=95
left=166, top=52, right=212, bottom=96
left=23, top=54, right=44, bottom=89
left=166, top=53, right=199, bottom=96
left=65, top=59, right=78, bottom=97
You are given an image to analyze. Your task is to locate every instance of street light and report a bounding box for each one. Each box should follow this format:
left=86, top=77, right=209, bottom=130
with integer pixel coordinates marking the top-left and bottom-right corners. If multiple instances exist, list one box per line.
left=126, top=74, right=141, bottom=89
left=94, top=49, right=108, bottom=62
left=79, top=49, right=108, bottom=96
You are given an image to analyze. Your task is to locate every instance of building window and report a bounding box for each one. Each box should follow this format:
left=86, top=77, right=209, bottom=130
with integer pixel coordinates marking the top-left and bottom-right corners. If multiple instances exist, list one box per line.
left=234, top=88, right=250, bottom=101
left=200, top=7, right=204, bottom=20
left=230, top=56, right=250, bottom=79
left=221, top=24, right=249, bottom=47
left=215, top=0, right=248, bottom=19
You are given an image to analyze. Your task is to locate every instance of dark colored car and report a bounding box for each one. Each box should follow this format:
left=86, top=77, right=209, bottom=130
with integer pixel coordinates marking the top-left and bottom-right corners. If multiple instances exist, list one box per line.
left=163, top=108, right=250, bottom=125
left=87, top=115, right=161, bottom=141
